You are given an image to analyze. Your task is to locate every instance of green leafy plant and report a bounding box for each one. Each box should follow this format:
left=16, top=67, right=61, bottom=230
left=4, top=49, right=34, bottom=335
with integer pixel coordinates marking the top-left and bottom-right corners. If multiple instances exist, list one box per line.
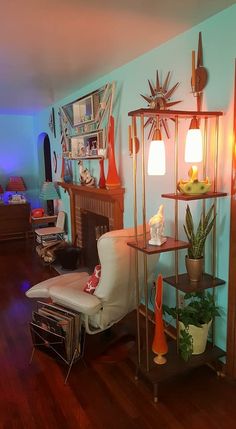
left=183, top=204, right=216, bottom=259
left=163, top=291, right=220, bottom=360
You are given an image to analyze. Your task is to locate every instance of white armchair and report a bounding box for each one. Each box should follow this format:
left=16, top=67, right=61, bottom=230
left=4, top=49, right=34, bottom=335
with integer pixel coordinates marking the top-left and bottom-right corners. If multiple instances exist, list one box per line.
left=26, top=226, right=159, bottom=334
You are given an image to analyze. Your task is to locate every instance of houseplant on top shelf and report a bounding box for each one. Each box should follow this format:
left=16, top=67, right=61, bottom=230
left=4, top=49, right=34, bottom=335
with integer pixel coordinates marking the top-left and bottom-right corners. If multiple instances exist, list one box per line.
left=183, top=204, right=216, bottom=283
left=163, top=291, right=220, bottom=361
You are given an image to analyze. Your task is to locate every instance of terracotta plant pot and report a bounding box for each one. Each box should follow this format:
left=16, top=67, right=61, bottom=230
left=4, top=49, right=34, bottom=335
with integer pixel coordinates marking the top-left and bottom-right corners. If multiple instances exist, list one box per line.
left=185, top=255, right=204, bottom=283
left=179, top=320, right=212, bottom=354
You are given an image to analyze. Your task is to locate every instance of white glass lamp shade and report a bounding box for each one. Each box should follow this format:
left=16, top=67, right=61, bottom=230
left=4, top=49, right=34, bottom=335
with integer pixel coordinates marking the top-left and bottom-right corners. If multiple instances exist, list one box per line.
left=148, top=139, right=166, bottom=176
left=185, top=117, right=203, bottom=163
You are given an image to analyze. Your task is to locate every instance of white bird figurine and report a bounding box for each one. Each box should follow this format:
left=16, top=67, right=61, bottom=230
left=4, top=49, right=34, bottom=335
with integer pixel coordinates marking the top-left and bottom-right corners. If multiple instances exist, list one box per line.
left=149, top=204, right=167, bottom=246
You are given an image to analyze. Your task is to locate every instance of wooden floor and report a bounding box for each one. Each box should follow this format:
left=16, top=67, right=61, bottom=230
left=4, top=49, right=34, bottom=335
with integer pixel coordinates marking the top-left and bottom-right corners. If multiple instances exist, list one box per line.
left=1, top=239, right=236, bottom=429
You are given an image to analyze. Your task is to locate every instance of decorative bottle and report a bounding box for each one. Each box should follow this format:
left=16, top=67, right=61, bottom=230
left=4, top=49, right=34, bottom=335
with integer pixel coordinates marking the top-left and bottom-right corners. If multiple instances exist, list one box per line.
left=98, top=159, right=106, bottom=188
left=152, top=274, right=168, bottom=365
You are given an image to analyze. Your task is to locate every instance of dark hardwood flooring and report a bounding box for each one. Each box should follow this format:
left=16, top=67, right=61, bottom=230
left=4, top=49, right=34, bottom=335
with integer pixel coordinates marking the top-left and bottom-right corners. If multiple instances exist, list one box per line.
left=1, top=239, right=236, bottom=428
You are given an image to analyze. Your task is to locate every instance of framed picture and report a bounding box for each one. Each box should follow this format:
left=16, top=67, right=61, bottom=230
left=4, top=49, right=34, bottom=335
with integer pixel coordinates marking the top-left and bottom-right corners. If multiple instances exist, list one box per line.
left=70, top=129, right=105, bottom=158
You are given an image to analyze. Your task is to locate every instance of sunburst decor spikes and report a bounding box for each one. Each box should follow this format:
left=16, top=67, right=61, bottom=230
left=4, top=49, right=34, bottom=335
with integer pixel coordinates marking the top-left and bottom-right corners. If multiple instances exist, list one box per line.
left=141, top=70, right=181, bottom=139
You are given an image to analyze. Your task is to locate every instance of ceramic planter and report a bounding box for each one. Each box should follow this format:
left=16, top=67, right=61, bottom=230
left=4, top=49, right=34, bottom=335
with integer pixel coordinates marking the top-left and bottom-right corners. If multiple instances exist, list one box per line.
left=179, top=320, right=212, bottom=354
left=185, top=255, right=204, bottom=282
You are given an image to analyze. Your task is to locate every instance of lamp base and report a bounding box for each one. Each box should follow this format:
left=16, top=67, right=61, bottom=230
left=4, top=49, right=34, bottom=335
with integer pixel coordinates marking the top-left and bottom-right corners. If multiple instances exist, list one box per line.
left=47, top=200, right=54, bottom=216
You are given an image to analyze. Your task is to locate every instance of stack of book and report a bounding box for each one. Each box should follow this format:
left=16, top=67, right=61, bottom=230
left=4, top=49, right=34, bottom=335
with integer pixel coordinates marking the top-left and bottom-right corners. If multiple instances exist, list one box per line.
left=30, top=302, right=81, bottom=364
left=36, top=234, right=58, bottom=246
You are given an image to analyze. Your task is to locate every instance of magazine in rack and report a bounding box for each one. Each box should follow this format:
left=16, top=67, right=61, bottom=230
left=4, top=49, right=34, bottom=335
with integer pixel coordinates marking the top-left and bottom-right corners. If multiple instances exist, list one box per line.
left=30, top=301, right=82, bottom=378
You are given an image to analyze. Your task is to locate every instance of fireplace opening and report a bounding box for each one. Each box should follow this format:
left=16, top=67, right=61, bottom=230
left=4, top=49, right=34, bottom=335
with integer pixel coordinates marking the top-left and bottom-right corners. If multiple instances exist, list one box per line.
left=81, top=210, right=109, bottom=271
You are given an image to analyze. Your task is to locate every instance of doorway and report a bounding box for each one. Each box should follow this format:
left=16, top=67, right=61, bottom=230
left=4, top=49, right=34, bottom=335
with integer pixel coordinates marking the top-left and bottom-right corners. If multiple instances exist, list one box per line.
left=37, top=133, right=53, bottom=214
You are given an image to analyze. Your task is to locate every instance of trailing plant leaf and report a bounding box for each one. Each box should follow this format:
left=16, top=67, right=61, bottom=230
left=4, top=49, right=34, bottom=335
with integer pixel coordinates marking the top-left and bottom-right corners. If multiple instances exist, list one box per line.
left=179, top=329, right=193, bottom=361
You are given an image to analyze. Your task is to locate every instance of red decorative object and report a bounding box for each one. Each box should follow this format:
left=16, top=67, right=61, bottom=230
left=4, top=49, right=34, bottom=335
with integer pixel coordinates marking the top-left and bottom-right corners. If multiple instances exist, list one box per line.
left=83, top=265, right=101, bottom=294
left=106, top=116, right=121, bottom=189
left=152, top=274, right=168, bottom=364
left=98, top=159, right=106, bottom=188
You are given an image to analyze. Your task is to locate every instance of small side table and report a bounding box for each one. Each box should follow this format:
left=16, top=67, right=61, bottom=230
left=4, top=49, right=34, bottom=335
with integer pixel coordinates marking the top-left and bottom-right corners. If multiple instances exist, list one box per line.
left=31, top=215, right=57, bottom=228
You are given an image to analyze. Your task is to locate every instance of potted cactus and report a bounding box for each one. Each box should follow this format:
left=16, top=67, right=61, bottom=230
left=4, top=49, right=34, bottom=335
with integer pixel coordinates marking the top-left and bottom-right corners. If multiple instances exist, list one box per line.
left=184, top=204, right=216, bottom=282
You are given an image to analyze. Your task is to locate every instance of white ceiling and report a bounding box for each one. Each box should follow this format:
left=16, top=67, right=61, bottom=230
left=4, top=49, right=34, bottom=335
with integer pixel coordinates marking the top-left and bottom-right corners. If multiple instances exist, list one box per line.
left=0, top=0, right=234, bottom=114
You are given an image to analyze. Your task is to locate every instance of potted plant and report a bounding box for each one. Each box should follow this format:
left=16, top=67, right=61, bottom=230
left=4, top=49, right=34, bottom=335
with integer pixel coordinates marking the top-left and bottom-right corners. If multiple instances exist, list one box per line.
left=184, top=204, right=216, bottom=282
left=163, top=291, right=220, bottom=361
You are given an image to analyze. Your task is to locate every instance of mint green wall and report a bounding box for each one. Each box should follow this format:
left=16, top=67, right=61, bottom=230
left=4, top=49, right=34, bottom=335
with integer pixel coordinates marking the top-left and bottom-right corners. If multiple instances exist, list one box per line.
left=34, top=5, right=236, bottom=350
left=0, top=114, right=39, bottom=206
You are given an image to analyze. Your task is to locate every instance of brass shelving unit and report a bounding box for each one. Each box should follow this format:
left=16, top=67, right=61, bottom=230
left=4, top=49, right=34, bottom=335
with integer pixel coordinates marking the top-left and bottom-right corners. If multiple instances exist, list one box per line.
left=127, top=108, right=227, bottom=402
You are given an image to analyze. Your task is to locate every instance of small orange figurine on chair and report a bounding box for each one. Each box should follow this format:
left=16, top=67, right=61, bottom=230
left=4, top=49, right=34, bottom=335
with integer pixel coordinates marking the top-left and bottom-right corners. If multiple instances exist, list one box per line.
left=152, top=274, right=168, bottom=365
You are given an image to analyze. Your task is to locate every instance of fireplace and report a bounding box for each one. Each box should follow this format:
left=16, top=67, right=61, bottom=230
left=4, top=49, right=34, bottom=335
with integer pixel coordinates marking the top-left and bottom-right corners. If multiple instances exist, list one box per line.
left=58, top=182, right=124, bottom=268
left=81, top=211, right=109, bottom=270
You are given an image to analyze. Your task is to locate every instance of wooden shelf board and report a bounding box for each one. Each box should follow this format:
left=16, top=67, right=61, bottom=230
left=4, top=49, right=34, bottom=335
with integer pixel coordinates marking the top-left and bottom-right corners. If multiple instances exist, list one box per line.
left=63, top=155, right=103, bottom=160
left=161, top=191, right=227, bottom=201
left=128, top=109, right=223, bottom=119
left=133, top=340, right=225, bottom=384
left=127, top=236, right=189, bottom=254
left=58, top=182, right=125, bottom=197
left=163, top=273, right=225, bottom=292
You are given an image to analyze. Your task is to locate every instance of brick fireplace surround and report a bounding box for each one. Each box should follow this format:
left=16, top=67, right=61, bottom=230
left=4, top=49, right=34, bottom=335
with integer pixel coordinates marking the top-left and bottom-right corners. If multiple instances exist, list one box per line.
left=58, top=182, right=125, bottom=248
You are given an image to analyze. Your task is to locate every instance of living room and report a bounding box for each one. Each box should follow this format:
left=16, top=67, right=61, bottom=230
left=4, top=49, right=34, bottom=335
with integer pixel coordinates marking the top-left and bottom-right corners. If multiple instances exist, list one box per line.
left=1, top=1, right=236, bottom=428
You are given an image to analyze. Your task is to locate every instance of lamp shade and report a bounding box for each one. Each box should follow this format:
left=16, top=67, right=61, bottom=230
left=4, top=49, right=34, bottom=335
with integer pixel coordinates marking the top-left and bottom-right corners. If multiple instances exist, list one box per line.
left=6, top=176, right=27, bottom=192
left=148, top=130, right=166, bottom=176
left=39, top=181, right=59, bottom=200
left=185, top=117, right=203, bottom=163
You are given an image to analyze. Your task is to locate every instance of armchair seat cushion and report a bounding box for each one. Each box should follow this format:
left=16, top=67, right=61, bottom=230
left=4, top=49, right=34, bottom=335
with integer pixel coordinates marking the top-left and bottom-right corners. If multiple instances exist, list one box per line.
left=26, top=272, right=90, bottom=298
left=26, top=272, right=102, bottom=315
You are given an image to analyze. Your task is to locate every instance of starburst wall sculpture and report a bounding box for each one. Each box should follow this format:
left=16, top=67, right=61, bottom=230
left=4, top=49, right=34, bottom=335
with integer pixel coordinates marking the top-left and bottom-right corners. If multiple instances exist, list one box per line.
left=141, top=70, right=181, bottom=139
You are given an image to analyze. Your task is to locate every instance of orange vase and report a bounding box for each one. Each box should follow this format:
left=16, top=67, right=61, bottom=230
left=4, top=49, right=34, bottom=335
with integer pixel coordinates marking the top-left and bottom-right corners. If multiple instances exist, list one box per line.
left=106, top=116, right=121, bottom=189
left=152, top=274, right=168, bottom=365
left=98, top=159, right=106, bottom=188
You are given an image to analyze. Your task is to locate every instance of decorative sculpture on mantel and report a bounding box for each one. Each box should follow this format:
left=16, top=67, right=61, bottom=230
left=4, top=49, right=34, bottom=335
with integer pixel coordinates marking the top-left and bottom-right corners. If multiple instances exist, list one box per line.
left=106, top=115, right=121, bottom=189
left=78, top=161, right=96, bottom=187
left=149, top=204, right=167, bottom=246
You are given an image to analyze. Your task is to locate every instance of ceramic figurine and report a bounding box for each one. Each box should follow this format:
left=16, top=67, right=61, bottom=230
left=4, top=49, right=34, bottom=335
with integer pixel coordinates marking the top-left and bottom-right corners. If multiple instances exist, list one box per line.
left=149, top=204, right=167, bottom=246
left=78, top=161, right=95, bottom=186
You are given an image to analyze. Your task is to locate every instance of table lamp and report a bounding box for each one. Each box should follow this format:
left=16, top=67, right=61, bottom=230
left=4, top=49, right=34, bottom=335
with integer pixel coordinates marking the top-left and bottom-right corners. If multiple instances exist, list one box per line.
left=39, top=181, right=59, bottom=215
left=6, top=176, right=27, bottom=203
